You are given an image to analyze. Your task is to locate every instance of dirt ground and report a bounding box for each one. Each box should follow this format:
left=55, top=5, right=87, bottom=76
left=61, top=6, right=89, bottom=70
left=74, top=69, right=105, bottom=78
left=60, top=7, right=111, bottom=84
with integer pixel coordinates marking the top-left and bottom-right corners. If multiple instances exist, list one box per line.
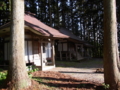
left=0, top=58, right=104, bottom=90
left=48, top=58, right=104, bottom=84
left=48, top=67, right=104, bottom=84
left=0, top=71, right=104, bottom=90
left=32, top=71, right=104, bottom=90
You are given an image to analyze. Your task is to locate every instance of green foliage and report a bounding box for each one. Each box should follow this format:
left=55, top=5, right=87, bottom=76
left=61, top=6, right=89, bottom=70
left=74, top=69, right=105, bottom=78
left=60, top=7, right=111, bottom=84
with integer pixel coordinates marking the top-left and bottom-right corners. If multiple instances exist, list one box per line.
left=102, top=83, right=110, bottom=89
left=0, top=71, right=7, bottom=80
left=27, top=65, right=39, bottom=72
left=28, top=73, right=33, bottom=78
left=0, top=66, right=39, bottom=81
left=32, top=77, right=42, bottom=83
left=27, top=66, right=39, bottom=78
left=0, top=1, right=6, bottom=10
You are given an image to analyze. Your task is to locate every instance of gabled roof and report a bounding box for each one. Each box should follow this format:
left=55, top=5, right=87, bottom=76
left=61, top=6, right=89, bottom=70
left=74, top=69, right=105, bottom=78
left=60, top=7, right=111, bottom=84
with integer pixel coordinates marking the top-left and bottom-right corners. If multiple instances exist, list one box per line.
left=24, top=14, right=70, bottom=38
left=59, top=27, right=83, bottom=42
left=0, top=14, right=82, bottom=42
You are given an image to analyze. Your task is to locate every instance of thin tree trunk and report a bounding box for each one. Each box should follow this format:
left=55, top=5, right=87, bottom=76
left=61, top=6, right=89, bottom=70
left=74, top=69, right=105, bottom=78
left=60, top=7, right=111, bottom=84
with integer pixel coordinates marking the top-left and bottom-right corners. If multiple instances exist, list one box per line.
left=49, top=0, right=52, bottom=26
left=7, top=0, right=31, bottom=89
left=104, top=0, right=120, bottom=89
left=56, top=0, right=59, bottom=27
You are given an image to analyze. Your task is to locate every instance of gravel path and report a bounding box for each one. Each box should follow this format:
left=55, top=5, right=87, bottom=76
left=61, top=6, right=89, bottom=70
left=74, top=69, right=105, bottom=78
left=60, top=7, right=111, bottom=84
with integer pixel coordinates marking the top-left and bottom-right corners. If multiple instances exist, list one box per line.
left=48, top=67, right=104, bottom=84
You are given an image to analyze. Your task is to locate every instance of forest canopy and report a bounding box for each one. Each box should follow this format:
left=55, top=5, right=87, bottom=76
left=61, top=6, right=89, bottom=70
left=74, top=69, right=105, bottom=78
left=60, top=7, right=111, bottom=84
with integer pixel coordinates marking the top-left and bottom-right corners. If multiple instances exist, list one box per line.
left=0, top=0, right=120, bottom=57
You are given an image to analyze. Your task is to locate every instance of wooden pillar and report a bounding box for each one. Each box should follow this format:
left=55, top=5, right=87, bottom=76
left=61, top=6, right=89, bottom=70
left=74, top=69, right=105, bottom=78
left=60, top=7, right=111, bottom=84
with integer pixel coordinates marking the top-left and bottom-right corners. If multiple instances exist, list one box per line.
left=32, top=35, right=34, bottom=62
left=59, top=42, right=62, bottom=61
left=60, top=51, right=62, bottom=60
left=69, top=43, right=72, bottom=61
left=40, top=40, right=43, bottom=70
left=75, top=44, right=78, bottom=60
left=81, top=44, right=83, bottom=57
left=68, top=42, right=71, bottom=61
left=52, top=40, right=55, bottom=65
left=70, top=52, right=71, bottom=61
left=7, top=42, right=8, bottom=61
left=38, top=39, right=41, bottom=67
left=3, top=39, right=5, bottom=62
left=66, top=43, right=67, bottom=60
left=27, top=40, right=30, bottom=63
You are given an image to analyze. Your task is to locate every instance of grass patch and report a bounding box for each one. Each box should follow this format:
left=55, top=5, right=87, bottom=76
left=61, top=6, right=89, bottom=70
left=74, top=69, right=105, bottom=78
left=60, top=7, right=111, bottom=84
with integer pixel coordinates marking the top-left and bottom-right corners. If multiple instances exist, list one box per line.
left=56, top=58, right=103, bottom=68
left=0, top=70, right=7, bottom=88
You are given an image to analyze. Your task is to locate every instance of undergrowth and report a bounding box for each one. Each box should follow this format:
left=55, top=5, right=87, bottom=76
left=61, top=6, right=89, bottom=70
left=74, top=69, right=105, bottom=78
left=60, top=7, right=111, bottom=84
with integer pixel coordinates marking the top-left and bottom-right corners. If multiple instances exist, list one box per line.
left=0, top=66, right=39, bottom=86
left=0, top=71, right=7, bottom=86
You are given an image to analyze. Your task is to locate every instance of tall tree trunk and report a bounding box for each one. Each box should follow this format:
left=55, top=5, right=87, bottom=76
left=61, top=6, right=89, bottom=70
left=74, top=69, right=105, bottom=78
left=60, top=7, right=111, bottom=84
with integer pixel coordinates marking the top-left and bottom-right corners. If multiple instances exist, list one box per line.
left=56, top=0, right=60, bottom=27
left=103, top=0, right=120, bottom=89
left=7, top=0, right=31, bottom=89
left=49, top=0, right=52, bottom=26
left=61, top=0, right=65, bottom=27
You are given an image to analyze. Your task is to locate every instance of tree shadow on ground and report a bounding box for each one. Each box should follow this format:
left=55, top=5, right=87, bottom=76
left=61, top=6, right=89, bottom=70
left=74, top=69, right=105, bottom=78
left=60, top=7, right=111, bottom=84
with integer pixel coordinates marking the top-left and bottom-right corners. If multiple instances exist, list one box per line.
left=59, top=71, right=103, bottom=74
left=33, top=77, right=105, bottom=90
left=33, top=77, right=85, bottom=82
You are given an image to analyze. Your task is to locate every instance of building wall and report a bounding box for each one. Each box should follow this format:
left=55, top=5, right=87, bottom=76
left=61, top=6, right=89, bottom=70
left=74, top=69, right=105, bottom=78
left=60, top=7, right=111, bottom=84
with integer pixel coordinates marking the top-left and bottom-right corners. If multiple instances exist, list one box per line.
left=3, top=34, right=41, bottom=66
left=3, top=34, right=53, bottom=67
left=56, top=41, right=84, bottom=60
left=32, top=40, right=41, bottom=66
left=58, top=43, right=67, bottom=51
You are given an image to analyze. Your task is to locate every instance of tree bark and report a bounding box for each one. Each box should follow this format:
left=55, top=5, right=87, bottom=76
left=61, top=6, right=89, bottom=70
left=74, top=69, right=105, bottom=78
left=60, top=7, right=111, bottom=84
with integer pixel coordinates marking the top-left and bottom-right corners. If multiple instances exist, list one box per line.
left=7, top=0, right=31, bottom=89
left=103, top=0, right=120, bottom=89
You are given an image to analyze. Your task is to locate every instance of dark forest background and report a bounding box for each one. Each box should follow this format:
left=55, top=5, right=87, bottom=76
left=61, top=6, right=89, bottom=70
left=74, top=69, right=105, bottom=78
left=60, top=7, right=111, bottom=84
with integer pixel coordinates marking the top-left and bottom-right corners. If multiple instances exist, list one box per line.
left=0, top=0, right=120, bottom=58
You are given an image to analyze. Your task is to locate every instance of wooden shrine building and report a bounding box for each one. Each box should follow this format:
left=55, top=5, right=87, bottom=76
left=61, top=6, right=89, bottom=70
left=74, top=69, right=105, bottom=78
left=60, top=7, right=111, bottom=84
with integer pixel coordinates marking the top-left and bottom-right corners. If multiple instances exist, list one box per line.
left=55, top=28, right=92, bottom=61
left=0, top=13, right=92, bottom=70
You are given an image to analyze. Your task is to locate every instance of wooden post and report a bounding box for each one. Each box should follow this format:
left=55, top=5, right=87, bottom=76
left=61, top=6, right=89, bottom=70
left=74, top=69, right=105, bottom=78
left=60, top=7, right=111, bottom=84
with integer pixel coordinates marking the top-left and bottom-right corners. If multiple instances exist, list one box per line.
left=70, top=52, right=71, bottom=61
left=7, top=42, right=8, bottom=60
left=52, top=40, right=55, bottom=65
left=60, top=51, right=62, bottom=60
left=32, top=35, right=34, bottom=62
left=27, top=40, right=30, bottom=63
left=58, top=42, right=63, bottom=60
left=40, top=40, right=43, bottom=70
left=3, top=39, right=5, bottom=62
left=81, top=44, right=83, bottom=57
left=38, top=39, right=41, bottom=67
left=60, top=42, right=62, bottom=60
left=75, top=44, right=78, bottom=60
left=68, top=42, right=71, bottom=61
